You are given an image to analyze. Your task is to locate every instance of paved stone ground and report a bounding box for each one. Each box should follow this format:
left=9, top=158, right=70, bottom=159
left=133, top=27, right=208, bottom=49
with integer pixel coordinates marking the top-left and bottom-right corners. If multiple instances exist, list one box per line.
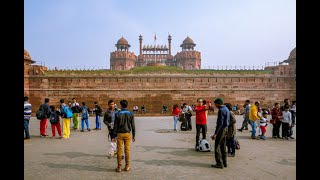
left=24, top=115, right=296, bottom=180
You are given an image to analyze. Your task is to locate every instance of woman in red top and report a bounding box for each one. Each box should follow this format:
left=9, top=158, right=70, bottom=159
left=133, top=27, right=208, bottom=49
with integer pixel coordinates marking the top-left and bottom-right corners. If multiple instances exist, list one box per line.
left=271, top=102, right=283, bottom=138
left=172, top=104, right=181, bottom=131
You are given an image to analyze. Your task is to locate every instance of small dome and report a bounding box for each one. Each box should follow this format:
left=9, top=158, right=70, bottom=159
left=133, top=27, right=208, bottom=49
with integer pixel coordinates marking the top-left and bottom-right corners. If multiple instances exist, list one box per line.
left=182, top=36, right=194, bottom=44
left=288, top=47, right=296, bottom=59
left=24, top=49, right=32, bottom=60
left=117, top=37, right=129, bottom=45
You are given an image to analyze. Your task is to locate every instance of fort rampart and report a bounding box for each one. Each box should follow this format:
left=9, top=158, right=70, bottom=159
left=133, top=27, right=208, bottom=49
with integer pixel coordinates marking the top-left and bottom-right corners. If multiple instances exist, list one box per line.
left=25, top=73, right=296, bottom=113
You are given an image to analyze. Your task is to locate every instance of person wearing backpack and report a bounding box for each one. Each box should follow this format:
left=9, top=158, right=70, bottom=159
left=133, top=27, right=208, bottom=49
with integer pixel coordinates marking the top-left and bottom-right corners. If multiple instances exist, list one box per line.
left=71, top=98, right=80, bottom=130
left=60, top=99, right=72, bottom=139
left=49, top=105, right=62, bottom=139
left=24, top=96, right=32, bottom=141
left=39, top=98, right=50, bottom=137
left=80, top=102, right=91, bottom=132
left=93, top=101, right=103, bottom=130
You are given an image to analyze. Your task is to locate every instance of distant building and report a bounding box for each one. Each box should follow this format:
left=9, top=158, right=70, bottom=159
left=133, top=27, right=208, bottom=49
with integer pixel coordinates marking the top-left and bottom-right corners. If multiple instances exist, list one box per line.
left=110, top=35, right=201, bottom=70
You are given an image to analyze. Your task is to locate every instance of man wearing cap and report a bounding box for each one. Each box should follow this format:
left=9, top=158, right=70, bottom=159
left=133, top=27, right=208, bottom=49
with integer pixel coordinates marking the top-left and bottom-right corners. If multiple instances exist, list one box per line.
left=211, top=98, right=230, bottom=169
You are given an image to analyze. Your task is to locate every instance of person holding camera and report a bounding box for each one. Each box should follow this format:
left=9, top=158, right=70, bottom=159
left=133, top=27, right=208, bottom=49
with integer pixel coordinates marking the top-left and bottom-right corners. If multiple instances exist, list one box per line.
left=182, top=103, right=193, bottom=131
left=194, top=98, right=212, bottom=151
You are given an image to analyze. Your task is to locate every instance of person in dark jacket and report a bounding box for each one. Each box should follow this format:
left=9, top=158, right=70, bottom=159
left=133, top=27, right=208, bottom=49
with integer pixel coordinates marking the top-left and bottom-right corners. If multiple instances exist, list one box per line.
left=39, top=98, right=50, bottom=137
left=49, top=105, right=62, bottom=139
left=225, top=103, right=236, bottom=157
left=103, top=100, right=121, bottom=158
left=112, top=100, right=136, bottom=172
left=93, top=101, right=103, bottom=130
left=211, top=98, right=230, bottom=169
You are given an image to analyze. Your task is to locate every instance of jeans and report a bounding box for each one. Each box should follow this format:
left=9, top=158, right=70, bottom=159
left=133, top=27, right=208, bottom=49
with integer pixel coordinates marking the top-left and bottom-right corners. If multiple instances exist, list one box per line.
left=24, top=119, right=30, bottom=139
left=186, top=116, right=192, bottom=130
left=251, top=120, right=257, bottom=137
left=116, top=132, right=131, bottom=167
left=81, top=118, right=90, bottom=130
left=173, top=116, right=178, bottom=130
left=95, top=115, right=101, bottom=129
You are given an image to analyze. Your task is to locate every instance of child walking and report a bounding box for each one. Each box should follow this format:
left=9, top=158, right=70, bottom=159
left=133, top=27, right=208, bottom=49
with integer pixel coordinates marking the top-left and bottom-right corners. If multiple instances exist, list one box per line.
left=49, top=105, right=62, bottom=139
left=281, top=105, right=292, bottom=140
left=80, top=102, right=91, bottom=132
left=259, top=111, right=268, bottom=140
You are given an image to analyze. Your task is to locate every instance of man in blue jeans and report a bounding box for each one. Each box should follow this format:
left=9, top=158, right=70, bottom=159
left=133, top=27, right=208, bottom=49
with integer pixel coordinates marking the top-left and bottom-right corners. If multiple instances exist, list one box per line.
left=24, top=96, right=32, bottom=141
left=93, top=101, right=103, bottom=130
left=249, top=101, right=262, bottom=139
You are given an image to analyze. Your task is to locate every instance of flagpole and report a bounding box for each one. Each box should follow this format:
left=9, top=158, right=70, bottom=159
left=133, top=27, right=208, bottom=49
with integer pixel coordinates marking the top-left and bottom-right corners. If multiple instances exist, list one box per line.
left=154, top=33, right=156, bottom=63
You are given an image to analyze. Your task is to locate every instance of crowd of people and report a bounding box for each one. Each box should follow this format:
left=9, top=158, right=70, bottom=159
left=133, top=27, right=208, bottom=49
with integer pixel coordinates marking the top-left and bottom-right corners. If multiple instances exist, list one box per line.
left=24, top=96, right=295, bottom=171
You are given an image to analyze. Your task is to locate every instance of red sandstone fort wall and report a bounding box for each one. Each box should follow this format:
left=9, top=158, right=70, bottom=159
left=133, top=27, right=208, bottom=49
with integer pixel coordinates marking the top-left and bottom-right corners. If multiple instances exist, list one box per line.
left=25, top=74, right=296, bottom=114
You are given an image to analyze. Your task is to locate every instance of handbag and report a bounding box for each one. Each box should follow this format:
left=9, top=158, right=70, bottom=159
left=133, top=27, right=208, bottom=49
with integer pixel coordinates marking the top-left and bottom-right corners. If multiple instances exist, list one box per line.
left=235, top=139, right=240, bottom=150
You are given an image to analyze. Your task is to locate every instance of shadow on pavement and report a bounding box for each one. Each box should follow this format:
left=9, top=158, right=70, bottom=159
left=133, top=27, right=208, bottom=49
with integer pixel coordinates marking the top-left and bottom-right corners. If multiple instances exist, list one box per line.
left=44, top=152, right=106, bottom=158
left=42, top=163, right=115, bottom=172
left=134, top=159, right=210, bottom=168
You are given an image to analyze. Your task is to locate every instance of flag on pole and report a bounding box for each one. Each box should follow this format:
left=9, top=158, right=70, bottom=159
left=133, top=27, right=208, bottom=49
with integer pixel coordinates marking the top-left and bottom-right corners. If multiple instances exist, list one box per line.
left=154, top=33, right=156, bottom=41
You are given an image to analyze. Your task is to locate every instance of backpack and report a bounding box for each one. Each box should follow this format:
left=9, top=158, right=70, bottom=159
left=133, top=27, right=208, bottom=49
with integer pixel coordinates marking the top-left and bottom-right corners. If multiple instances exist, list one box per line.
left=36, top=107, right=45, bottom=120
left=198, top=139, right=211, bottom=152
left=62, top=105, right=73, bottom=118
left=180, top=121, right=188, bottom=131
left=81, top=107, right=88, bottom=119
left=49, top=111, right=59, bottom=124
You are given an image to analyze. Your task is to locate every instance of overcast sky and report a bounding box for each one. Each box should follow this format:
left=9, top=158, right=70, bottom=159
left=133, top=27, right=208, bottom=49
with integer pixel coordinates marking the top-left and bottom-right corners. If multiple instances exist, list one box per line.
left=24, top=0, right=296, bottom=69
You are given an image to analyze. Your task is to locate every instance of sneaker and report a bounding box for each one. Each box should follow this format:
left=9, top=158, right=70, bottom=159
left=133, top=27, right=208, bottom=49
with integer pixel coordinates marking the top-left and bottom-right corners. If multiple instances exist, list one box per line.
left=195, top=145, right=199, bottom=151
left=289, top=136, right=294, bottom=139
left=124, top=166, right=130, bottom=171
left=88, top=129, right=91, bottom=131
left=211, top=164, right=223, bottom=169
left=227, top=153, right=235, bottom=157
left=80, top=130, right=84, bottom=132
left=244, top=128, right=249, bottom=130
left=237, top=129, right=243, bottom=132
left=285, top=137, right=289, bottom=140
left=272, top=136, right=277, bottom=139
left=115, top=167, right=121, bottom=172
left=223, top=163, right=228, bottom=167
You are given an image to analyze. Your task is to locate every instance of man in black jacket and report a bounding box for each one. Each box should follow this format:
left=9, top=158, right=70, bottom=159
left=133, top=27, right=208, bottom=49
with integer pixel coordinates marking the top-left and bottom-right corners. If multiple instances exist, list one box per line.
left=112, top=100, right=136, bottom=172
left=39, top=98, right=50, bottom=137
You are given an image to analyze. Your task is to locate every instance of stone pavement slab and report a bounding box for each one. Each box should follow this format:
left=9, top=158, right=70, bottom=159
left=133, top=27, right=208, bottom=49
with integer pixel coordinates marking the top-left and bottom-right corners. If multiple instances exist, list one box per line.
left=24, top=115, right=296, bottom=180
